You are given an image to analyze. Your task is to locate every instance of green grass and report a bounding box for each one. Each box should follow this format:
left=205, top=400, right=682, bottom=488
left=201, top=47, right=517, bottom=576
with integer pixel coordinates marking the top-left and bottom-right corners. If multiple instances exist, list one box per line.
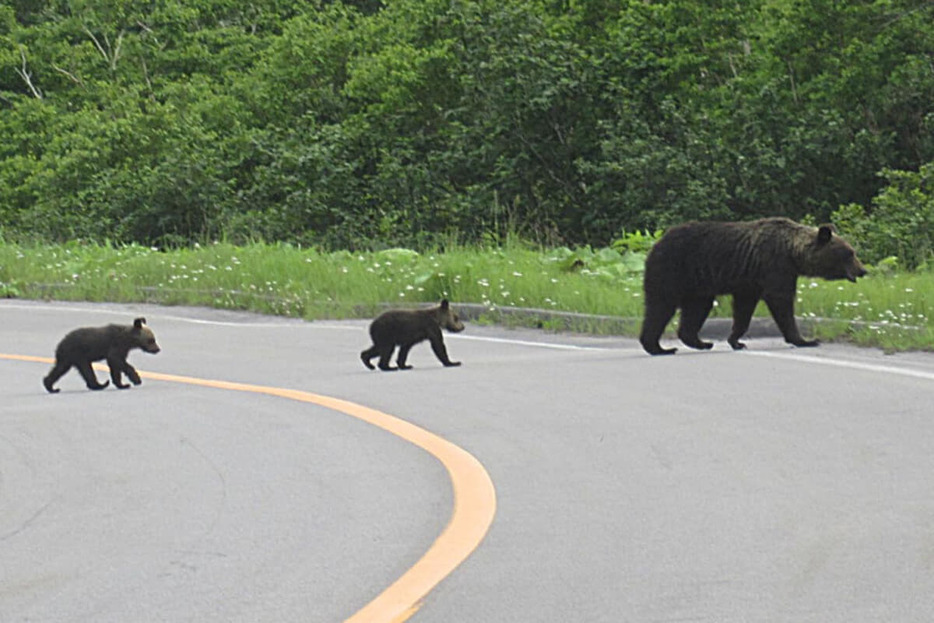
left=1, top=241, right=931, bottom=352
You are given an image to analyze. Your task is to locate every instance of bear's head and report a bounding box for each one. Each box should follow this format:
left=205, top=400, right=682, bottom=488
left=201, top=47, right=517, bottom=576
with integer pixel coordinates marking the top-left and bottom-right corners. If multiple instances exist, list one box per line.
left=132, top=317, right=161, bottom=353
left=802, top=225, right=868, bottom=283
left=436, top=299, right=466, bottom=333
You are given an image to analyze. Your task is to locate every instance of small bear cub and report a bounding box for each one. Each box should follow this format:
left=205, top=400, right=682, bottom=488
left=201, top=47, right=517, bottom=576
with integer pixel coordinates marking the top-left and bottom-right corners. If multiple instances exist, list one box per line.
left=361, top=299, right=465, bottom=371
left=43, top=317, right=161, bottom=393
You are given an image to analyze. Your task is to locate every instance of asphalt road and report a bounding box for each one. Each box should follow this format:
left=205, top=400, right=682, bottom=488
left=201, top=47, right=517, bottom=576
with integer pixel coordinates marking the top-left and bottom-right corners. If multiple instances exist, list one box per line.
left=2, top=300, right=934, bottom=622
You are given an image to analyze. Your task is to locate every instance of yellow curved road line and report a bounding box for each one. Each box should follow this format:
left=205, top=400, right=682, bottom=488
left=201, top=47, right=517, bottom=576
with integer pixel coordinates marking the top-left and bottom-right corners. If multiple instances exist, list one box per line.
left=1, top=354, right=497, bottom=622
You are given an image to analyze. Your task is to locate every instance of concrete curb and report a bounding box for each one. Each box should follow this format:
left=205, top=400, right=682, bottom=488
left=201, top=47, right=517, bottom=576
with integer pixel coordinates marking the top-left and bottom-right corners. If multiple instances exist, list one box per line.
left=13, top=282, right=921, bottom=339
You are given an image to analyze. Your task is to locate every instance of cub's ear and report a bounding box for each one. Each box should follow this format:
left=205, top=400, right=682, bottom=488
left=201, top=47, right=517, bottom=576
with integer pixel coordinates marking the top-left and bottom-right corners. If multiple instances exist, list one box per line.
left=817, top=225, right=834, bottom=245
left=133, top=317, right=146, bottom=330
left=440, top=299, right=450, bottom=310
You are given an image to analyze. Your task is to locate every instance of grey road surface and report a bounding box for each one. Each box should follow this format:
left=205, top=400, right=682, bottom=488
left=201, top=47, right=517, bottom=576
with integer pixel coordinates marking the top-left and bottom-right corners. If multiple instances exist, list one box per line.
left=2, top=300, right=934, bottom=622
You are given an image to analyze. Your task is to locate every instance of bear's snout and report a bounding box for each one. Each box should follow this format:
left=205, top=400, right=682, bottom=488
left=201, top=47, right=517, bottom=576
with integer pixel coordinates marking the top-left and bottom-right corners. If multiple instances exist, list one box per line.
left=847, top=262, right=868, bottom=282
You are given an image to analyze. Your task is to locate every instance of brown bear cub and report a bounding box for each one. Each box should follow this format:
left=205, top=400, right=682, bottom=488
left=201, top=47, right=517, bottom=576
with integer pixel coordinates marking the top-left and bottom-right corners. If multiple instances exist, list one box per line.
left=43, top=317, right=161, bottom=393
left=639, top=217, right=867, bottom=355
left=361, top=299, right=465, bottom=371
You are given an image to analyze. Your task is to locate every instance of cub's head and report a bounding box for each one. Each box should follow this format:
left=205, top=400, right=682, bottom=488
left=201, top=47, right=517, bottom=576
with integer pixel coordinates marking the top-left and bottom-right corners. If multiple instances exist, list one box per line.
left=435, top=299, right=465, bottom=333
left=132, top=317, right=161, bottom=354
left=805, top=225, right=868, bottom=283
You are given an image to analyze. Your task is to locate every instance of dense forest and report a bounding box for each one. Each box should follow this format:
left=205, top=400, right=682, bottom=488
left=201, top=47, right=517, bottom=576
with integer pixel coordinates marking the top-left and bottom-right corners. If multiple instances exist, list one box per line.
left=1, top=0, right=933, bottom=260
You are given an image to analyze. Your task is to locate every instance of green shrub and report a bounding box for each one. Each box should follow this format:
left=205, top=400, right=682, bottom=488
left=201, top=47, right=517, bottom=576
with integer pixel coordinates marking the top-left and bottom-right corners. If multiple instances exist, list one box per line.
left=832, top=163, right=934, bottom=270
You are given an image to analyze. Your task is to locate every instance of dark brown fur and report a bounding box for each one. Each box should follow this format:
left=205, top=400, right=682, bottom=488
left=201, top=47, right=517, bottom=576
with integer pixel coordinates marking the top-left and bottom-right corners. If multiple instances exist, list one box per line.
left=43, top=317, right=161, bottom=392
left=639, top=217, right=867, bottom=355
left=361, top=299, right=465, bottom=371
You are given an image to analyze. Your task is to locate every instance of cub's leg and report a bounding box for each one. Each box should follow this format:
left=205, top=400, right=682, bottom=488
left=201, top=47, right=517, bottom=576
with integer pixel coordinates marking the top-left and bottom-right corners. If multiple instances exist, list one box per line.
left=125, top=363, right=142, bottom=385
left=396, top=342, right=415, bottom=370
left=43, top=361, right=71, bottom=394
left=107, top=357, right=139, bottom=389
left=76, top=360, right=109, bottom=390
left=377, top=344, right=397, bottom=371
left=428, top=331, right=460, bottom=367
left=677, top=296, right=715, bottom=350
left=360, top=345, right=379, bottom=370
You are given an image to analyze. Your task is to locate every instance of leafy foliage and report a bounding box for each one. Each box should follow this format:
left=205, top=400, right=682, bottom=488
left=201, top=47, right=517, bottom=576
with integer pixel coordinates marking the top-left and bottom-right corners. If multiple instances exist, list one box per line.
left=832, top=163, right=934, bottom=270
left=1, top=0, right=933, bottom=265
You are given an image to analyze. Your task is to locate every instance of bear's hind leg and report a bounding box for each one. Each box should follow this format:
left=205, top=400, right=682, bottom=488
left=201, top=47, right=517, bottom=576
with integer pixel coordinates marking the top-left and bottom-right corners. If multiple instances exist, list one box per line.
left=377, top=344, right=398, bottom=371
left=360, top=345, right=379, bottom=370
left=639, top=299, right=678, bottom=355
left=43, top=360, right=70, bottom=393
left=728, top=289, right=761, bottom=350
left=76, top=361, right=109, bottom=390
left=677, top=296, right=715, bottom=350
left=396, top=342, right=415, bottom=370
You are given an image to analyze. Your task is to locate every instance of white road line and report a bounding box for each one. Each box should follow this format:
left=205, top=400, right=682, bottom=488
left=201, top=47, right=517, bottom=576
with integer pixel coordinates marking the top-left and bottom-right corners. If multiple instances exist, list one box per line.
left=0, top=302, right=305, bottom=328
left=747, top=350, right=934, bottom=382
left=1, top=302, right=610, bottom=349
left=449, top=334, right=607, bottom=351
left=5, top=301, right=932, bottom=376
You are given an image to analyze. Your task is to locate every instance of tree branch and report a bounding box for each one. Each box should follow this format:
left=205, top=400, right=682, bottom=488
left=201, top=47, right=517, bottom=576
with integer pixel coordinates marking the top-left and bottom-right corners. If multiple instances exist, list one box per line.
left=53, top=64, right=85, bottom=86
left=84, top=26, right=126, bottom=71
left=84, top=26, right=109, bottom=61
left=16, top=47, right=42, bottom=99
left=110, top=30, right=125, bottom=71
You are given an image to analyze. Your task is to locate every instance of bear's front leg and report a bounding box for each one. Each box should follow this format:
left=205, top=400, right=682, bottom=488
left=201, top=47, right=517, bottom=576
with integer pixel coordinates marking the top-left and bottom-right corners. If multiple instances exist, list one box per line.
left=107, top=357, right=131, bottom=389
left=763, top=293, right=819, bottom=347
left=125, top=363, right=142, bottom=385
left=429, top=334, right=460, bottom=367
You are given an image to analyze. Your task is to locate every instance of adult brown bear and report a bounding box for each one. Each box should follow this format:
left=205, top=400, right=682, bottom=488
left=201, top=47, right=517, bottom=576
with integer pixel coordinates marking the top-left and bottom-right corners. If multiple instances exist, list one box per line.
left=43, top=317, right=161, bottom=392
left=639, top=218, right=867, bottom=355
left=361, top=299, right=465, bottom=371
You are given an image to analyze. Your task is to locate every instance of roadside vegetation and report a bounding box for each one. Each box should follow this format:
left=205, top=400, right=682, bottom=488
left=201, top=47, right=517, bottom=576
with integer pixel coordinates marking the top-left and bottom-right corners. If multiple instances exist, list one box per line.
left=1, top=1, right=932, bottom=351
left=1, top=237, right=930, bottom=352
left=2, top=1, right=933, bottom=250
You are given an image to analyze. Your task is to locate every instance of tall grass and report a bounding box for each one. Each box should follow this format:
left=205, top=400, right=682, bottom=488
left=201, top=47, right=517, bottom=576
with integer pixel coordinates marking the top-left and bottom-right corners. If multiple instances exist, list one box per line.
left=1, top=241, right=931, bottom=351
left=0, top=241, right=647, bottom=317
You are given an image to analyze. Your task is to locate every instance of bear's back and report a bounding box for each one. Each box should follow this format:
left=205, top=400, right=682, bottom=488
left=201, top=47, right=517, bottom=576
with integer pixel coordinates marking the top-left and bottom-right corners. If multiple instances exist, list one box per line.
left=645, top=219, right=800, bottom=295
left=57, top=324, right=129, bottom=361
left=369, top=309, right=437, bottom=345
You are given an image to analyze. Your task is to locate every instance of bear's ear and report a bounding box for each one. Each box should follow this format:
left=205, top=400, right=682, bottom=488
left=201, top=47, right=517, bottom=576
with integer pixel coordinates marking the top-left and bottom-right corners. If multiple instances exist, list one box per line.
left=817, top=225, right=834, bottom=245
left=133, top=317, right=146, bottom=330
left=440, top=299, right=450, bottom=310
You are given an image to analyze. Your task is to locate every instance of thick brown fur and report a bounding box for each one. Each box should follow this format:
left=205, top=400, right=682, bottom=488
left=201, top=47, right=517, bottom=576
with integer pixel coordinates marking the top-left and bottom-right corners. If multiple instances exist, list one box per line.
left=43, top=317, right=161, bottom=393
left=639, top=217, right=867, bottom=355
left=361, top=299, right=465, bottom=371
